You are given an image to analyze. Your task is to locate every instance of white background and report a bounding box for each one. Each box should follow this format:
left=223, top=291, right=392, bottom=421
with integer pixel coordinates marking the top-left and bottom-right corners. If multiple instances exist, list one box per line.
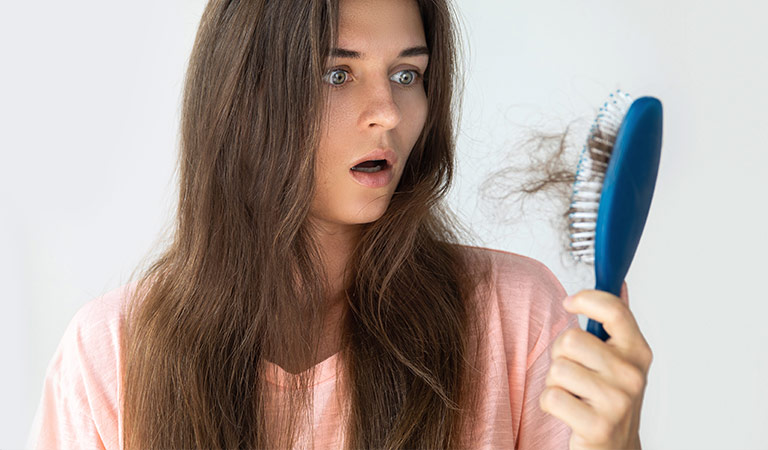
left=2, top=1, right=766, bottom=449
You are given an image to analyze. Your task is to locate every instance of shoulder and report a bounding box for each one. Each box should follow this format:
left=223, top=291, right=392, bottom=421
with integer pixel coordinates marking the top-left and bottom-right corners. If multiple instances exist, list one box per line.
left=456, top=244, right=566, bottom=302
left=28, top=282, right=138, bottom=450
left=457, top=245, right=577, bottom=368
left=58, top=282, right=135, bottom=367
left=45, top=281, right=138, bottom=404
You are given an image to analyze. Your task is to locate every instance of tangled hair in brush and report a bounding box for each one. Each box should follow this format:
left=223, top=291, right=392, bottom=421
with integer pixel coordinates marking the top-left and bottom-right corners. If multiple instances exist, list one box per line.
left=478, top=120, right=584, bottom=264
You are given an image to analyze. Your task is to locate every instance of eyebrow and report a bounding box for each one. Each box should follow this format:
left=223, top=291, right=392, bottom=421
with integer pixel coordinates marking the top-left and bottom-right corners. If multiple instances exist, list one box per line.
left=329, top=45, right=430, bottom=59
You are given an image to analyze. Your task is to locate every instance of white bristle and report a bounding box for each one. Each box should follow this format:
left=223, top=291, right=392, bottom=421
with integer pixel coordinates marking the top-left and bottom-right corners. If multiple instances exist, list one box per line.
left=570, top=240, right=594, bottom=249
left=568, top=212, right=597, bottom=220
left=567, top=89, right=633, bottom=265
left=573, top=191, right=600, bottom=201
left=569, top=201, right=599, bottom=211
left=571, top=252, right=595, bottom=264
left=570, top=231, right=595, bottom=240
left=570, top=222, right=596, bottom=231
left=590, top=141, right=614, bottom=154
left=571, top=248, right=595, bottom=260
left=574, top=179, right=602, bottom=186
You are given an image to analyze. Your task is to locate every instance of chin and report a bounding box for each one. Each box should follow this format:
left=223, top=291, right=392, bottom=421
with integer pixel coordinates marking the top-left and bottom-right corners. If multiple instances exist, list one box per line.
left=353, top=209, right=388, bottom=225
left=348, top=201, right=391, bottom=225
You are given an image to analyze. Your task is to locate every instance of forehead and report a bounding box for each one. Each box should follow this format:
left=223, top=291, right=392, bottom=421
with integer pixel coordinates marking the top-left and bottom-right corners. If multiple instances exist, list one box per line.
left=336, top=0, right=427, bottom=56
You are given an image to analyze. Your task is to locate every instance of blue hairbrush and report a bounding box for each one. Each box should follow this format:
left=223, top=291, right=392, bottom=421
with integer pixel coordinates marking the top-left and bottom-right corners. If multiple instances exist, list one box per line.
left=567, top=90, right=663, bottom=341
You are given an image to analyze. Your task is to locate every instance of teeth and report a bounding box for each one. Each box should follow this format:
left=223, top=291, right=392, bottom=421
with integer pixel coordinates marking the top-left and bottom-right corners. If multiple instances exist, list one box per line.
left=351, top=159, right=387, bottom=173
left=351, top=165, right=384, bottom=173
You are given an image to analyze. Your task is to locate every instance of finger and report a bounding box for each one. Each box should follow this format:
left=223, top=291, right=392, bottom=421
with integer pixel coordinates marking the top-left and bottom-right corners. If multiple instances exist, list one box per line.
left=551, top=328, right=647, bottom=400
left=545, top=356, right=603, bottom=406
left=539, top=385, right=600, bottom=441
left=563, top=290, right=642, bottom=352
left=547, top=353, right=642, bottom=418
left=551, top=327, right=624, bottom=376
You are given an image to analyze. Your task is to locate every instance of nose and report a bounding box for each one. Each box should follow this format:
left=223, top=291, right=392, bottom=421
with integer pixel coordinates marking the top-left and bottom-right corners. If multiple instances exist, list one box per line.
left=358, top=79, right=401, bottom=131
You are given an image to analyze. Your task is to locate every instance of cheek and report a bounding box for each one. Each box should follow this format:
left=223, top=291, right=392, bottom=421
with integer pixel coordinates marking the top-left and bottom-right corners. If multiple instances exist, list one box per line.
left=402, top=91, right=428, bottom=142
left=320, top=96, right=357, bottom=146
left=317, top=101, right=352, bottom=169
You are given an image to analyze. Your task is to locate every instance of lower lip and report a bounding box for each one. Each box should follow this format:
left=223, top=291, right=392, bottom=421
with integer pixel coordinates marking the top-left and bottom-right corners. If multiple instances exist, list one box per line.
left=349, top=165, right=394, bottom=188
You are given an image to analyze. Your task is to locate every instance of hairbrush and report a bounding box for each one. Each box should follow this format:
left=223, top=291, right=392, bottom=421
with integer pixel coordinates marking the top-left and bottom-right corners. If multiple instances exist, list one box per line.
left=567, top=90, right=663, bottom=341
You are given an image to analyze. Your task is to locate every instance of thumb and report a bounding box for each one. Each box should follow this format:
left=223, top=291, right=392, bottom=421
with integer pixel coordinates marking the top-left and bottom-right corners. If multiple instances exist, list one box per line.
left=620, top=281, right=630, bottom=306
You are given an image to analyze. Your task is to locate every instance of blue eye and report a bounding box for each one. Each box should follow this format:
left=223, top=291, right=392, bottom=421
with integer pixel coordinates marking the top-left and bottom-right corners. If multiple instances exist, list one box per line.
left=324, top=69, right=348, bottom=87
left=391, top=69, right=421, bottom=86
left=323, top=68, right=422, bottom=88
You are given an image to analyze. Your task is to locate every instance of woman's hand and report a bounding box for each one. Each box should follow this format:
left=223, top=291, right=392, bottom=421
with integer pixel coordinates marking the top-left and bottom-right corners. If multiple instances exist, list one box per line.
left=539, top=282, right=652, bottom=450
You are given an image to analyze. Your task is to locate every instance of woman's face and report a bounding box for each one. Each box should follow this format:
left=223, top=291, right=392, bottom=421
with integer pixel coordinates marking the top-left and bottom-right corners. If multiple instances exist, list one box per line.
left=309, top=0, right=429, bottom=234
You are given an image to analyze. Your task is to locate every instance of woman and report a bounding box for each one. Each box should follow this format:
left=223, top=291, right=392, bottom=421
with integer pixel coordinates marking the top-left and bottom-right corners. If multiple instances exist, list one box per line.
left=27, top=0, right=652, bottom=448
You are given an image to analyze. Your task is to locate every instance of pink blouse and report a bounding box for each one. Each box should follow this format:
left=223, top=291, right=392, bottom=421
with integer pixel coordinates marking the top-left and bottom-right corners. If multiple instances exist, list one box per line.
left=27, top=246, right=578, bottom=449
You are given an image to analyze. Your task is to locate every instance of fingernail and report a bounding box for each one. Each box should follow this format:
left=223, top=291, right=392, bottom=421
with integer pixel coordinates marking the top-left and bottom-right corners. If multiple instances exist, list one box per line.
left=563, top=295, right=573, bottom=307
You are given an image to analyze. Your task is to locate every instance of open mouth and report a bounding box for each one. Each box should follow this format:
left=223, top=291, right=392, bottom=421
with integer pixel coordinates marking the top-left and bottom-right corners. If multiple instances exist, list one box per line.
left=348, top=158, right=394, bottom=188
left=350, top=159, right=389, bottom=173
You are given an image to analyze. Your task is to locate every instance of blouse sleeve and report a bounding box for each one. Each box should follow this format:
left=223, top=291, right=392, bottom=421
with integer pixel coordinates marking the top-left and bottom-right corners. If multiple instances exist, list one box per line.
left=486, top=247, right=579, bottom=450
left=511, top=258, right=580, bottom=450
left=26, top=288, right=126, bottom=450
left=514, top=316, right=576, bottom=449
left=26, top=357, right=107, bottom=450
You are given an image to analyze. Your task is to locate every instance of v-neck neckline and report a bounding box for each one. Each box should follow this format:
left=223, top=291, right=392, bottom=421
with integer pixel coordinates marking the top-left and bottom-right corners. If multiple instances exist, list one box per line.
left=264, top=351, right=341, bottom=387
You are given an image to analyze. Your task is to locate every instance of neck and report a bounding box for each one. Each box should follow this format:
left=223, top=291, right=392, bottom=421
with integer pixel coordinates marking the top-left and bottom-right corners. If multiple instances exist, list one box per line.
left=310, top=219, right=361, bottom=305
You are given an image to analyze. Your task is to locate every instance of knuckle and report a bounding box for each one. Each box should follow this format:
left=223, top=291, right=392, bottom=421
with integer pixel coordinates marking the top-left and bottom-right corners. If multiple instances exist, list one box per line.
left=615, top=360, right=646, bottom=396
left=610, top=388, right=633, bottom=414
left=561, top=328, right=580, bottom=351
left=642, top=344, right=654, bottom=368
left=607, top=304, right=625, bottom=324
left=550, top=358, right=566, bottom=379
left=551, top=336, right=563, bottom=356
left=540, top=387, right=555, bottom=411
left=626, top=367, right=647, bottom=396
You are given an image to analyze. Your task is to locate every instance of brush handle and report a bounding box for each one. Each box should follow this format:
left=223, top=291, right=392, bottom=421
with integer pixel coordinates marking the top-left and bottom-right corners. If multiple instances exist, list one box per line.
left=586, top=317, right=612, bottom=342
left=588, top=97, right=663, bottom=342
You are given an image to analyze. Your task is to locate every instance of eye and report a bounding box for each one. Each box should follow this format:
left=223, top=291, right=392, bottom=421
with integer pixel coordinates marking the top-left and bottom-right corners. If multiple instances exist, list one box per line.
left=323, top=68, right=423, bottom=89
left=323, top=68, right=349, bottom=87
left=391, top=69, right=421, bottom=87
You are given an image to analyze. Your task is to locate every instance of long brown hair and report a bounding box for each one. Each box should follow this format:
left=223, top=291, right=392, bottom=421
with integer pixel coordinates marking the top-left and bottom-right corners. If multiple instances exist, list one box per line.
left=120, top=0, right=493, bottom=448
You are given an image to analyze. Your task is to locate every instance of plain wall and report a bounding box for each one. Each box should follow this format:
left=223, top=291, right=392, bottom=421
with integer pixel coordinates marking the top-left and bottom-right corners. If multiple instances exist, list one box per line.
left=1, top=1, right=766, bottom=449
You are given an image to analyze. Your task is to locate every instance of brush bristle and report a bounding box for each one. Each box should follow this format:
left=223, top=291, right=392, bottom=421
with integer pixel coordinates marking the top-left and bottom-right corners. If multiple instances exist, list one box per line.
left=568, top=90, right=633, bottom=264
